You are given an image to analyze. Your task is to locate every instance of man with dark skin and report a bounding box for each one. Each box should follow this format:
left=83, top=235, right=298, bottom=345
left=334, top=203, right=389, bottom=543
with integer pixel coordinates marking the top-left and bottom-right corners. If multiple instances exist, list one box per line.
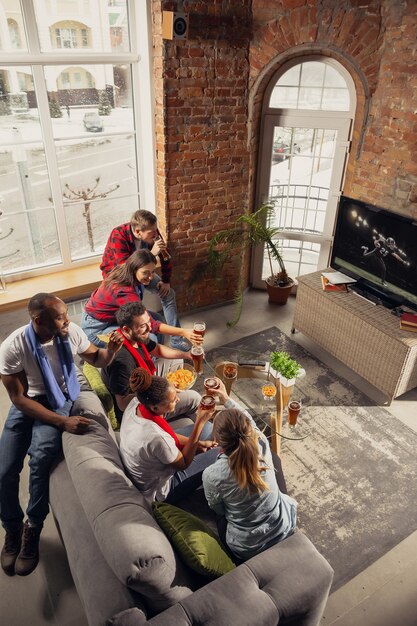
left=0, top=293, right=123, bottom=577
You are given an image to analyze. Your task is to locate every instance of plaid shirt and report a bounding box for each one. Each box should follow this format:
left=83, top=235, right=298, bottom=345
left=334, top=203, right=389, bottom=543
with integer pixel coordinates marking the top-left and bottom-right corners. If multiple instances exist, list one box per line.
left=84, top=281, right=161, bottom=333
left=100, top=222, right=173, bottom=283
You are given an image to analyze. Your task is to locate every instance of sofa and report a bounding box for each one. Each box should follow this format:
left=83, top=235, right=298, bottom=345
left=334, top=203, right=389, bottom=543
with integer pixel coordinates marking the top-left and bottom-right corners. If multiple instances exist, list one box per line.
left=49, top=391, right=333, bottom=626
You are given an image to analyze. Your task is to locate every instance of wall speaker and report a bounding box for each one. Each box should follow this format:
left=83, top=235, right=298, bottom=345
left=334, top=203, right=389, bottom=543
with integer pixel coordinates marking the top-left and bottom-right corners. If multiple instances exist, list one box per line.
left=162, top=11, right=188, bottom=40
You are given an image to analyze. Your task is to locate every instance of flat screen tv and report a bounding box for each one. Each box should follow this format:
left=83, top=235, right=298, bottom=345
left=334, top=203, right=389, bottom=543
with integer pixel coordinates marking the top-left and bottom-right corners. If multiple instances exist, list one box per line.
left=330, top=195, right=417, bottom=311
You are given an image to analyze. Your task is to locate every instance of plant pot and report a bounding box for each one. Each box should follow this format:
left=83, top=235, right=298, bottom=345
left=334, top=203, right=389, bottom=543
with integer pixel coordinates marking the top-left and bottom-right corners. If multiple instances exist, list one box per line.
left=265, top=278, right=294, bottom=305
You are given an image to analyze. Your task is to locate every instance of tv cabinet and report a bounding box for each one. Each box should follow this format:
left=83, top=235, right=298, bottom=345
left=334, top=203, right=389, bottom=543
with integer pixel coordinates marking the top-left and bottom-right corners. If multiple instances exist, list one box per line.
left=292, top=271, right=417, bottom=402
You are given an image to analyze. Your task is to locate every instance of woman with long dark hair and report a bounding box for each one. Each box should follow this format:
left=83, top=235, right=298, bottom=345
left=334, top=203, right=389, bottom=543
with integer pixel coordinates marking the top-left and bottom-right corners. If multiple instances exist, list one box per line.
left=202, top=379, right=297, bottom=561
left=120, top=367, right=219, bottom=503
left=81, top=250, right=200, bottom=348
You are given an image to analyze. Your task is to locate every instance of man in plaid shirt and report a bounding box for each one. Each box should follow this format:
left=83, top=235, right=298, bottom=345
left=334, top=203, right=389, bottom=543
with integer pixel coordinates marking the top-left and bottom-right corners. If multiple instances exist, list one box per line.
left=100, top=211, right=190, bottom=351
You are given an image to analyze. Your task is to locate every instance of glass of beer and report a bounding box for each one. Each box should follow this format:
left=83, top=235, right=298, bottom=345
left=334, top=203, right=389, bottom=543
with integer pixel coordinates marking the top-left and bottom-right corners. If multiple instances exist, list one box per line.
left=200, top=395, right=216, bottom=410
left=288, top=399, right=302, bottom=430
left=223, top=362, right=237, bottom=380
left=191, top=345, right=204, bottom=375
left=193, top=322, right=206, bottom=338
left=204, top=377, right=220, bottom=393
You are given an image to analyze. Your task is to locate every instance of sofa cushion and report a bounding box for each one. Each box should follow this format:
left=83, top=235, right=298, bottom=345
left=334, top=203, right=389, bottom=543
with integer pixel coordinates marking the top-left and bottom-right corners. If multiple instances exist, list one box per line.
left=62, top=420, right=194, bottom=614
left=152, top=502, right=235, bottom=578
left=83, top=362, right=118, bottom=430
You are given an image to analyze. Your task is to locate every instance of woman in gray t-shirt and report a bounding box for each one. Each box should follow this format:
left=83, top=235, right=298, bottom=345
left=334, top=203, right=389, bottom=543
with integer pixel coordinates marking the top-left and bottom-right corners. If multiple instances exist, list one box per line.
left=202, top=380, right=297, bottom=561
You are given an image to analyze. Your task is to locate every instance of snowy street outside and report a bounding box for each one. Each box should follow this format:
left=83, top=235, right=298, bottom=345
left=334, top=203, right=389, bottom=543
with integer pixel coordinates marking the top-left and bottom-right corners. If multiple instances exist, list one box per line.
left=0, top=106, right=138, bottom=274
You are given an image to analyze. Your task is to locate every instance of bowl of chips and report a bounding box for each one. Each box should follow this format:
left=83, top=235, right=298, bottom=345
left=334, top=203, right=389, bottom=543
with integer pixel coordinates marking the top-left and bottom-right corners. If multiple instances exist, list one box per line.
left=166, top=363, right=197, bottom=390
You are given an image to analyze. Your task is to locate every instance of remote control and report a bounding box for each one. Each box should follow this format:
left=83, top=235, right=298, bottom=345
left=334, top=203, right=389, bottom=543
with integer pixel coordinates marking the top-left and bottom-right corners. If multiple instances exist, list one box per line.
left=238, top=359, right=266, bottom=368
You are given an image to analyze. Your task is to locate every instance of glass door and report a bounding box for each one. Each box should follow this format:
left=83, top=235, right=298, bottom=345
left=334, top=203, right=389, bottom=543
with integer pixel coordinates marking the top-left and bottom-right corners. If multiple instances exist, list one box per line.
left=252, top=112, right=352, bottom=288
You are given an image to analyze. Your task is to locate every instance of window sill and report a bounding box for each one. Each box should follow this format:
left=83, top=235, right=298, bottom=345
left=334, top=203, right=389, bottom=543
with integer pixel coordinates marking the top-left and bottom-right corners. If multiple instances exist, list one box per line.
left=0, top=265, right=102, bottom=313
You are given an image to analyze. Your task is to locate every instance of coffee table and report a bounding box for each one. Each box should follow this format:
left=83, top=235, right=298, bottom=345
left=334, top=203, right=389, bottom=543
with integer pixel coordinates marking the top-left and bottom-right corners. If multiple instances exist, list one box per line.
left=192, top=347, right=307, bottom=454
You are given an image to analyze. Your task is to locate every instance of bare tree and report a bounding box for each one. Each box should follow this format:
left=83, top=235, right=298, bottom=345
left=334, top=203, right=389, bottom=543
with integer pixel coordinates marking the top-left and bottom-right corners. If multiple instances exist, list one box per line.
left=0, top=226, right=19, bottom=261
left=63, top=177, right=120, bottom=252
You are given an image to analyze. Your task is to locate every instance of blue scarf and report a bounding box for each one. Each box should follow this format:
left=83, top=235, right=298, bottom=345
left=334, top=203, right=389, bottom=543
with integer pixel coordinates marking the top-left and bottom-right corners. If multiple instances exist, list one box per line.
left=25, top=323, right=80, bottom=409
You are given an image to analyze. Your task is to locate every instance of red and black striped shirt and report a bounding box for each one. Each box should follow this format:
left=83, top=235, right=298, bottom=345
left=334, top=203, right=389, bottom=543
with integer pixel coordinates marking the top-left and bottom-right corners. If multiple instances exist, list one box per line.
left=100, top=222, right=173, bottom=284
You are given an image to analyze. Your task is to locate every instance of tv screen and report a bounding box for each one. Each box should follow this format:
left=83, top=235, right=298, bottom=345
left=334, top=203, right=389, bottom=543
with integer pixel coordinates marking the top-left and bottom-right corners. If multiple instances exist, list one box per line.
left=330, top=196, right=417, bottom=310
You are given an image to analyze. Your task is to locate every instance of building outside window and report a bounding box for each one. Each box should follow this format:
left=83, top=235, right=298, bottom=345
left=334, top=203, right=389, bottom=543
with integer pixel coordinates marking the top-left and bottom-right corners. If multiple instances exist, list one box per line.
left=55, top=27, right=78, bottom=49
left=0, top=0, right=155, bottom=280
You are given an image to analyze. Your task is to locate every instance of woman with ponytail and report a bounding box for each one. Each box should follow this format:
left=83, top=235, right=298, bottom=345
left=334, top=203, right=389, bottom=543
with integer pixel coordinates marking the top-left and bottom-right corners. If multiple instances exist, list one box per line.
left=202, top=378, right=297, bottom=561
left=120, top=367, right=219, bottom=503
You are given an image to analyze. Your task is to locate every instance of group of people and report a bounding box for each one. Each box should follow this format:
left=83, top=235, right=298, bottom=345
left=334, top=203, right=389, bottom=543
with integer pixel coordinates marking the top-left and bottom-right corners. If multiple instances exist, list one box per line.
left=0, top=210, right=297, bottom=580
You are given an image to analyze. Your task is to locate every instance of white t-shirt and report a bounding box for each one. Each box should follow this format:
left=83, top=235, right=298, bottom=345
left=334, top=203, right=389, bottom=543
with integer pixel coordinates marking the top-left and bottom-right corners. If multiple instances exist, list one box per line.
left=120, top=397, right=179, bottom=502
left=0, top=322, right=90, bottom=397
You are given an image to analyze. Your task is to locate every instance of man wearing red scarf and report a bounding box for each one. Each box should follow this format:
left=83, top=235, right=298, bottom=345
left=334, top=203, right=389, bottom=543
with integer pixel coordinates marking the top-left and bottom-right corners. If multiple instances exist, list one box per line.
left=102, top=302, right=200, bottom=424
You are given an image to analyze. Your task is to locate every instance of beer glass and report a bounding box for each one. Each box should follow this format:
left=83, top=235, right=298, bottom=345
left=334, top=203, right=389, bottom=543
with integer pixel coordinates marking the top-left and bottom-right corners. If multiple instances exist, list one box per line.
left=223, top=362, right=237, bottom=380
left=200, top=395, right=216, bottom=410
left=204, top=377, right=220, bottom=393
left=156, top=230, right=171, bottom=261
left=193, top=322, right=206, bottom=338
left=288, top=399, right=302, bottom=430
left=191, top=345, right=204, bottom=375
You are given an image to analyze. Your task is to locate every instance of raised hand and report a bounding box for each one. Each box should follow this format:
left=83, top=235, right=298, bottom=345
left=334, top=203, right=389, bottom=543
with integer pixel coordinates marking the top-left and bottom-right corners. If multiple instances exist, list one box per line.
left=208, top=378, right=229, bottom=403
left=107, top=329, right=124, bottom=354
left=182, top=328, right=204, bottom=345
left=150, top=239, right=166, bottom=256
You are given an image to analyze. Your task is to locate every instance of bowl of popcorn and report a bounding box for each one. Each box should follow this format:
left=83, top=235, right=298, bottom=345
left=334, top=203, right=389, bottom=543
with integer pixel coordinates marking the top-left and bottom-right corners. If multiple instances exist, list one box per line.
left=166, top=363, right=197, bottom=390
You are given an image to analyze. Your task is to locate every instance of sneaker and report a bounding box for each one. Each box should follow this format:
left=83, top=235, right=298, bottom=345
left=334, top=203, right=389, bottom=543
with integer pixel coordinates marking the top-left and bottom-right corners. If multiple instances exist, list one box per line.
left=171, top=337, right=192, bottom=352
left=1, top=524, right=23, bottom=576
left=14, top=522, right=42, bottom=576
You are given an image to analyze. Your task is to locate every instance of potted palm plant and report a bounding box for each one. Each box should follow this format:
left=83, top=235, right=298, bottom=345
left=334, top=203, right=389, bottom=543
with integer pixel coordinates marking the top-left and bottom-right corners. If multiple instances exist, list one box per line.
left=196, top=204, right=294, bottom=326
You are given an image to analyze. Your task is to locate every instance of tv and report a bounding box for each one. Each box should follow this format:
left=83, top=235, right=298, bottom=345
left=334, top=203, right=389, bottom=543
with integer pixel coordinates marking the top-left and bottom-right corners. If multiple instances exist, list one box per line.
left=330, top=195, right=417, bottom=311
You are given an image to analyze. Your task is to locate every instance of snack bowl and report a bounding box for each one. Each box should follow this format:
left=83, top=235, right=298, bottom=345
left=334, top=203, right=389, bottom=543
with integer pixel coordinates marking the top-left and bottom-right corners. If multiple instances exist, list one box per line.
left=166, top=363, right=197, bottom=391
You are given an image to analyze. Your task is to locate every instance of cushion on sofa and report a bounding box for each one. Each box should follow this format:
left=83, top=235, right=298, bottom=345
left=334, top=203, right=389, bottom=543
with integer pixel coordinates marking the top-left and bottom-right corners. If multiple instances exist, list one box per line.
left=152, top=502, right=236, bottom=578
left=63, top=420, right=195, bottom=614
left=83, top=362, right=118, bottom=430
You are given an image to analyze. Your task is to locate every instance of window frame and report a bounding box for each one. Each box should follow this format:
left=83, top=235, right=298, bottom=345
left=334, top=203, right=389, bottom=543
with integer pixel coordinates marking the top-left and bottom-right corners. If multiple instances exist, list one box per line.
left=252, top=56, right=356, bottom=288
left=0, top=0, right=156, bottom=282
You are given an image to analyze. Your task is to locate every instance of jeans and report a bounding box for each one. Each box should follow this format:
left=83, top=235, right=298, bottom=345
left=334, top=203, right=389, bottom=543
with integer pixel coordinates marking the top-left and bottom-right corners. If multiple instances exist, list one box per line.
left=0, top=396, right=73, bottom=531
left=80, top=311, right=118, bottom=348
left=146, top=273, right=181, bottom=330
left=165, top=423, right=219, bottom=504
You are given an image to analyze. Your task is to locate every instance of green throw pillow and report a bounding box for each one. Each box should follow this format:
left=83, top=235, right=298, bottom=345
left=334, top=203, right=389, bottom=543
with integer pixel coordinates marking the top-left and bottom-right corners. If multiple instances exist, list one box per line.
left=152, top=501, right=236, bottom=578
left=82, top=363, right=118, bottom=431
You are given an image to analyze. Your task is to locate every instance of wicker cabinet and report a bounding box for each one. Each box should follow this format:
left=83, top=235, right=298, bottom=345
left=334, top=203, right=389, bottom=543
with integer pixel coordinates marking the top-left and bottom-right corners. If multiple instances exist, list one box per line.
left=292, top=271, right=417, bottom=402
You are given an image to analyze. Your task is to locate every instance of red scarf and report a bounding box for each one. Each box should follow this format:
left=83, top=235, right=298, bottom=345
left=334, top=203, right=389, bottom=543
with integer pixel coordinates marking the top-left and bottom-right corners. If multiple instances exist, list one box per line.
left=138, top=404, right=183, bottom=450
left=118, top=327, right=156, bottom=375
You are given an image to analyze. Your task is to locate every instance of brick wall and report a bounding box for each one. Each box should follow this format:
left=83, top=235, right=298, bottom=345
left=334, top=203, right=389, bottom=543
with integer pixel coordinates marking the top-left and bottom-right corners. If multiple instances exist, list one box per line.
left=153, top=1, right=252, bottom=312
left=153, top=0, right=416, bottom=312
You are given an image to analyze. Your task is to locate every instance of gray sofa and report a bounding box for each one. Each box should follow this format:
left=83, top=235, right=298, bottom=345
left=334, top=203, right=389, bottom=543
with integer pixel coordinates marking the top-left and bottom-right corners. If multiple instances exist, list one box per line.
left=49, top=393, right=333, bottom=626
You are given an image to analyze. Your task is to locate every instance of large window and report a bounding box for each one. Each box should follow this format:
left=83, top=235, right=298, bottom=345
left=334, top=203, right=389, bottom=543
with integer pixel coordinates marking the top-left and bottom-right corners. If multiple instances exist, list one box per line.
left=0, top=0, right=155, bottom=279
left=252, top=58, right=356, bottom=288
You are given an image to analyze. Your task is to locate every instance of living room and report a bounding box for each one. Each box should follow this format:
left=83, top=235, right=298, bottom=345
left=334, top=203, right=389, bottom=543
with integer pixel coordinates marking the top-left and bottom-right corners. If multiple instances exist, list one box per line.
left=0, top=1, right=416, bottom=625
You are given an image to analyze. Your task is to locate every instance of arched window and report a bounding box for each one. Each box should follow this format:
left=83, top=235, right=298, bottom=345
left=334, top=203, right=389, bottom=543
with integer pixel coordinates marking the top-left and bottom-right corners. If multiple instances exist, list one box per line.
left=51, top=21, right=91, bottom=49
left=8, top=19, right=22, bottom=49
left=252, top=57, right=356, bottom=288
left=270, top=60, right=350, bottom=111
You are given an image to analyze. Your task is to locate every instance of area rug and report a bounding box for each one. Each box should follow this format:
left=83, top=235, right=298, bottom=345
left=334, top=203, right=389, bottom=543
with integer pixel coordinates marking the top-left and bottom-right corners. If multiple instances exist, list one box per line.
left=204, top=327, right=417, bottom=591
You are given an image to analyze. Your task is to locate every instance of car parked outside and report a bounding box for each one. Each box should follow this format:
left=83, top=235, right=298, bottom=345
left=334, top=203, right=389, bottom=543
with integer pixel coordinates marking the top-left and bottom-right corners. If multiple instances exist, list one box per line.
left=272, top=138, right=301, bottom=162
left=83, top=112, right=104, bottom=132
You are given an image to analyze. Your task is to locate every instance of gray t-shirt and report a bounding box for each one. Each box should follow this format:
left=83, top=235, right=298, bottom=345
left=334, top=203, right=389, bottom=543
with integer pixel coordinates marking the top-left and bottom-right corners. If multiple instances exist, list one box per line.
left=119, top=397, right=178, bottom=502
left=0, top=322, right=90, bottom=396
left=202, top=399, right=297, bottom=560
